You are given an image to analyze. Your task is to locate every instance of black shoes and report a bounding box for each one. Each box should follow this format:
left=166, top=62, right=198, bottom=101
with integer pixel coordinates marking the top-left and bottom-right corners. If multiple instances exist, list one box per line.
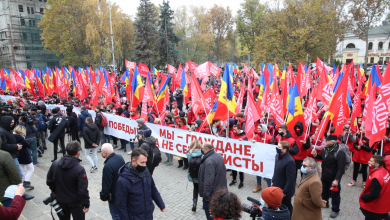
left=183, top=166, right=188, bottom=170
left=57, top=150, right=62, bottom=154
left=23, top=181, right=34, bottom=190
left=330, top=211, right=339, bottom=218
left=22, top=193, right=34, bottom=200
left=238, top=182, right=244, bottom=189
left=229, top=180, right=237, bottom=186
left=192, top=199, right=197, bottom=212
left=51, top=159, right=57, bottom=162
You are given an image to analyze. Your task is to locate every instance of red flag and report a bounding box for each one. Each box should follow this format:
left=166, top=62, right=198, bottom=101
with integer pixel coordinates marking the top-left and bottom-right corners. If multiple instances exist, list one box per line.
left=296, top=61, right=303, bottom=97
left=350, top=81, right=362, bottom=134
left=187, top=61, right=198, bottom=72
left=270, top=74, right=284, bottom=126
left=251, top=68, right=260, bottom=81
left=301, top=66, right=311, bottom=97
left=328, top=71, right=349, bottom=137
left=91, top=72, right=99, bottom=107
left=245, top=92, right=261, bottom=139
left=194, top=61, right=222, bottom=79
left=303, top=92, right=316, bottom=128
left=125, top=60, right=136, bottom=70
left=364, top=82, right=375, bottom=139
left=190, top=72, right=210, bottom=115
left=316, top=61, right=332, bottom=105
left=140, top=79, right=154, bottom=121
left=174, top=63, right=182, bottom=88
left=204, top=88, right=216, bottom=110
left=167, top=64, right=176, bottom=75
left=370, top=66, right=390, bottom=146
left=235, top=84, right=246, bottom=114
left=34, top=71, right=45, bottom=97
left=138, top=62, right=149, bottom=77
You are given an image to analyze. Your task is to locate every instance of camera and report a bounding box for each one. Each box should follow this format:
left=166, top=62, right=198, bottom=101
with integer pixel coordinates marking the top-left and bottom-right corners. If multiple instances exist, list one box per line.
left=43, top=193, right=65, bottom=218
left=20, top=112, right=34, bottom=124
left=242, top=197, right=262, bottom=220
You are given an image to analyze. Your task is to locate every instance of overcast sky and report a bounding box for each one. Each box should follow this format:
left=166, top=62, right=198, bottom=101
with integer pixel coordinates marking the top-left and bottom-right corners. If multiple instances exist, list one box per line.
left=110, top=0, right=262, bottom=18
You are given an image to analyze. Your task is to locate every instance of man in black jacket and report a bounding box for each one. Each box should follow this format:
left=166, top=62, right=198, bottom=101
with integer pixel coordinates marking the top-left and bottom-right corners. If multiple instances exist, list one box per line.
left=173, top=89, right=183, bottom=111
left=83, top=117, right=101, bottom=172
left=94, top=106, right=109, bottom=153
left=46, top=141, right=90, bottom=220
left=135, top=129, right=157, bottom=175
left=100, top=143, right=125, bottom=220
left=66, top=108, right=79, bottom=142
left=312, top=135, right=346, bottom=219
left=48, top=109, right=67, bottom=162
left=198, top=142, right=227, bottom=220
left=272, top=140, right=296, bottom=217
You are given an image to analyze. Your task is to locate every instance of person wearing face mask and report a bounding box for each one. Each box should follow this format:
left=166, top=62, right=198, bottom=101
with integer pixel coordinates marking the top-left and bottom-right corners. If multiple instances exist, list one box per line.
left=271, top=124, right=299, bottom=156
left=191, top=119, right=203, bottom=132
left=272, top=141, right=296, bottom=217
left=359, top=155, right=390, bottom=220
left=116, top=148, right=165, bottom=220
left=229, top=125, right=247, bottom=189
left=348, top=126, right=372, bottom=188
left=311, top=134, right=346, bottom=219
left=99, top=143, right=125, bottom=220
left=260, top=187, right=291, bottom=220
left=128, top=108, right=139, bottom=120
left=291, top=157, right=327, bottom=220
left=201, top=119, right=223, bottom=136
left=164, top=115, right=175, bottom=128
left=46, top=141, right=90, bottom=219
left=252, top=124, right=272, bottom=193
left=291, top=122, right=311, bottom=181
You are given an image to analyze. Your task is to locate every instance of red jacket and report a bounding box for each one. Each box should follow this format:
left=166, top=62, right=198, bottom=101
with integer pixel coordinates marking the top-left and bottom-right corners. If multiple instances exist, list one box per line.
left=383, top=135, right=390, bottom=155
left=176, top=124, right=189, bottom=130
left=187, top=107, right=196, bottom=125
left=291, top=132, right=310, bottom=161
left=360, top=167, right=390, bottom=213
left=273, top=131, right=299, bottom=155
left=0, top=195, right=26, bottom=220
left=164, top=121, right=175, bottom=128
left=254, top=132, right=272, bottom=144
left=201, top=126, right=223, bottom=136
left=129, top=114, right=139, bottom=120
left=353, top=136, right=373, bottom=164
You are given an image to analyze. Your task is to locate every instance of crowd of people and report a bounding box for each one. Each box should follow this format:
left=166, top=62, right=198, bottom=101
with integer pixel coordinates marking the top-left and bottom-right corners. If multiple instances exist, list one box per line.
left=0, top=62, right=390, bottom=220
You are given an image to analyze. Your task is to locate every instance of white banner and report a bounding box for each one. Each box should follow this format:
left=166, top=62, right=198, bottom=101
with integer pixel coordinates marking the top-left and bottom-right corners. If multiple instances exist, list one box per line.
left=0, top=95, right=23, bottom=102
left=45, top=105, right=96, bottom=121
left=39, top=104, right=276, bottom=178
left=103, top=113, right=276, bottom=178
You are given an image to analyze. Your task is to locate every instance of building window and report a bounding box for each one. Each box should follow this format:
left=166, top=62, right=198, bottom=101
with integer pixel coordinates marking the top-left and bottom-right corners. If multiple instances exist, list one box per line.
left=31, top=7, right=34, bottom=14
left=31, top=33, right=34, bottom=41
left=18, top=5, right=23, bottom=12
left=346, top=43, right=355, bottom=48
left=32, top=20, right=35, bottom=26
left=370, top=57, right=374, bottom=63
left=35, top=33, right=39, bottom=41
left=27, top=7, right=30, bottom=14
left=40, top=8, right=44, bottom=14
left=22, top=33, right=27, bottom=41
left=29, top=20, right=32, bottom=26
left=21, top=18, right=25, bottom=26
left=378, top=42, right=383, bottom=50
left=368, top=42, right=373, bottom=50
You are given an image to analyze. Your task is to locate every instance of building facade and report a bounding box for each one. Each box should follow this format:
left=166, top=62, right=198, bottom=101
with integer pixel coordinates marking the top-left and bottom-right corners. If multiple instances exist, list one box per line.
left=335, top=24, right=390, bottom=65
left=0, top=0, right=61, bottom=70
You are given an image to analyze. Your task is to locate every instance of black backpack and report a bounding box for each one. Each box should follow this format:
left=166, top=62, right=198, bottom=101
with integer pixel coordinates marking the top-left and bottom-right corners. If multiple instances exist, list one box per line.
left=189, top=155, right=202, bottom=179
left=148, top=144, right=162, bottom=167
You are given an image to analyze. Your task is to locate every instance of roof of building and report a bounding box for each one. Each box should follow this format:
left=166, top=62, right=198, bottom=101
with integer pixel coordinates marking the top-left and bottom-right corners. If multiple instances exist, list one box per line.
left=368, top=25, right=390, bottom=35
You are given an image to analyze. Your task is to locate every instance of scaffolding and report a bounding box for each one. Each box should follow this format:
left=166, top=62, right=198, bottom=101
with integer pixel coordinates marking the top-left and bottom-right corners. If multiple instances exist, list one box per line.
left=0, top=0, right=61, bottom=70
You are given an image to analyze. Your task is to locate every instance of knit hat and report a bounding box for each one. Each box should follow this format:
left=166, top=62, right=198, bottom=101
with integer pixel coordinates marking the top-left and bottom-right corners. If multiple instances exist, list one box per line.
left=51, top=109, right=59, bottom=114
left=261, top=187, right=283, bottom=208
left=143, top=129, right=152, bottom=137
left=136, top=118, right=145, bottom=125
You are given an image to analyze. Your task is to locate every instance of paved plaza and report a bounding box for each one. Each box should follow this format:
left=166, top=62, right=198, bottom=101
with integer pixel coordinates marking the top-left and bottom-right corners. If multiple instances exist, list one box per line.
left=19, top=137, right=367, bottom=220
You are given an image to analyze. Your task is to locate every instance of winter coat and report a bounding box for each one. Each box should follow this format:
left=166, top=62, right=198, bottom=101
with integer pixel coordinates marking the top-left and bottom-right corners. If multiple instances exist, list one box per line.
left=262, top=205, right=291, bottom=220
left=46, top=155, right=90, bottom=208
left=15, top=134, right=32, bottom=165
left=291, top=122, right=310, bottom=161
left=0, top=150, right=21, bottom=202
left=135, top=136, right=156, bottom=167
left=94, top=111, right=104, bottom=131
left=18, top=122, right=37, bottom=140
left=77, top=110, right=92, bottom=135
left=174, top=93, right=183, bottom=108
left=100, top=153, right=125, bottom=202
left=186, top=149, right=202, bottom=183
left=116, top=163, right=165, bottom=220
left=0, top=195, right=25, bottom=220
left=83, top=123, right=101, bottom=149
left=0, top=116, right=19, bottom=159
left=272, top=152, right=296, bottom=197
left=67, top=112, right=78, bottom=131
left=291, top=170, right=326, bottom=220
left=198, top=149, right=227, bottom=201
left=314, top=144, right=346, bottom=181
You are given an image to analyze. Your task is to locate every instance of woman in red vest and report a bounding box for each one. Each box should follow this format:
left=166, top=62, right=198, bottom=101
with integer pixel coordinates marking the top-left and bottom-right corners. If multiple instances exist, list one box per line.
left=348, top=126, right=372, bottom=187
left=359, top=155, right=390, bottom=220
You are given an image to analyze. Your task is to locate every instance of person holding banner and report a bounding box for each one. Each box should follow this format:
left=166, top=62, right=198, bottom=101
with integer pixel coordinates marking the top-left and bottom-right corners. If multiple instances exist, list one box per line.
left=252, top=124, right=272, bottom=193
left=229, top=125, right=247, bottom=189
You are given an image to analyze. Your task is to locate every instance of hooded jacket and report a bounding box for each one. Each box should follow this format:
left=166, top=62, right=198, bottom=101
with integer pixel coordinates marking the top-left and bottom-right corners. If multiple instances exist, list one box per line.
left=46, top=155, right=90, bottom=208
left=77, top=110, right=92, bottom=135
left=0, top=150, right=21, bottom=202
left=291, top=122, right=311, bottom=161
left=0, top=116, right=19, bottom=159
left=15, top=134, right=32, bottom=165
left=262, top=204, right=291, bottom=220
left=116, top=163, right=165, bottom=220
left=67, top=112, right=78, bottom=131
left=83, top=123, right=101, bottom=149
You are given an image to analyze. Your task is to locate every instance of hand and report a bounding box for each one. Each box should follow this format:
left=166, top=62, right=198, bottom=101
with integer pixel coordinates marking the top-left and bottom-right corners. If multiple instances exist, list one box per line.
left=83, top=208, right=89, bottom=213
left=135, top=138, right=138, bottom=142
left=332, top=180, right=339, bottom=187
left=384, top=136, right=388, bottom=141
left=283, top=193, right=286, bottom=197
left=160, top=208, right=165, bottom=212
left=252, top=140, right=256, bottom=143
left=14, top=184, right=25, bottom=196
left=303, top=140, right=306, bottom=144
left=322, top=200, right=327, bottom=204
left=238, top=138, right=242, bottom=141
left=215, top=134, right=219, bottom=137
left=17, top=144, right=22, bottom=150
left=311, top=148, right=317, bottom=156
left=78, top=131, right=81, bottom=136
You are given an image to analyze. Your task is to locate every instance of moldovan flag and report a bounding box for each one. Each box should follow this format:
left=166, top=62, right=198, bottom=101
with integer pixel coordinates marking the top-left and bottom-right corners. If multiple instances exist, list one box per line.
left=156, top=75, right=170, bottom=117
left=286, top=82, right=304, bottom=132
left=214, top=63, right=237, bottom=121
left=370, top=65, right=390, bottom=146
left=131, top=66, right=144, bottom=108
left=180, top=67, right=188, bottom=105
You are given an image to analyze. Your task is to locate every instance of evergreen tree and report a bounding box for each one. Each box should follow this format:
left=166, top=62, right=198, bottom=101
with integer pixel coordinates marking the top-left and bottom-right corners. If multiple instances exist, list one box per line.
left=156, top=1, right=182, bottom=69
left=133, top=0, right=158, bottom=68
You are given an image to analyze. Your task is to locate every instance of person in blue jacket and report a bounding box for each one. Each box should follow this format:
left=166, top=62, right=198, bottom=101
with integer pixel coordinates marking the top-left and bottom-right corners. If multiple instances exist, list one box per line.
left=116, top=148, right=165, bottom=220
left=77, top=106, right=91, bottom=136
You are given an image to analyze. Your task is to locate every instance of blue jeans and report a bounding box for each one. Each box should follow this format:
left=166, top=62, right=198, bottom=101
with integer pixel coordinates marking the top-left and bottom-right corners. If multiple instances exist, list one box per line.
left=100, top=130, right=110, bottom=145
left=256, top=176, right=272, bottom=187
left=321, top=178, right=341, bottom=212
left=108, top=201, right=120, bottom=220
left=1, top=198, right=12, bottom=207
left=203, top=199, right=213, bottom=220
left=129, top=142, right=134, bottom=151
left=120, top=139, right=128, bottom=152
left=13, top=158, right=23, bottom=180
left=27, top=138, right=38, bottom=165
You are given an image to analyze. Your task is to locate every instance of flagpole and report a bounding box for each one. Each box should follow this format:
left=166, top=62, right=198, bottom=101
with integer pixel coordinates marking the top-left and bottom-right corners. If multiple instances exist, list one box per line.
left=381, top=140, right=384, bottom=156
left=314, top=112, right=329, bottom=148
left=264, top=110, right=271, bottom=143
left=227, top=99, right=230, bottom=138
